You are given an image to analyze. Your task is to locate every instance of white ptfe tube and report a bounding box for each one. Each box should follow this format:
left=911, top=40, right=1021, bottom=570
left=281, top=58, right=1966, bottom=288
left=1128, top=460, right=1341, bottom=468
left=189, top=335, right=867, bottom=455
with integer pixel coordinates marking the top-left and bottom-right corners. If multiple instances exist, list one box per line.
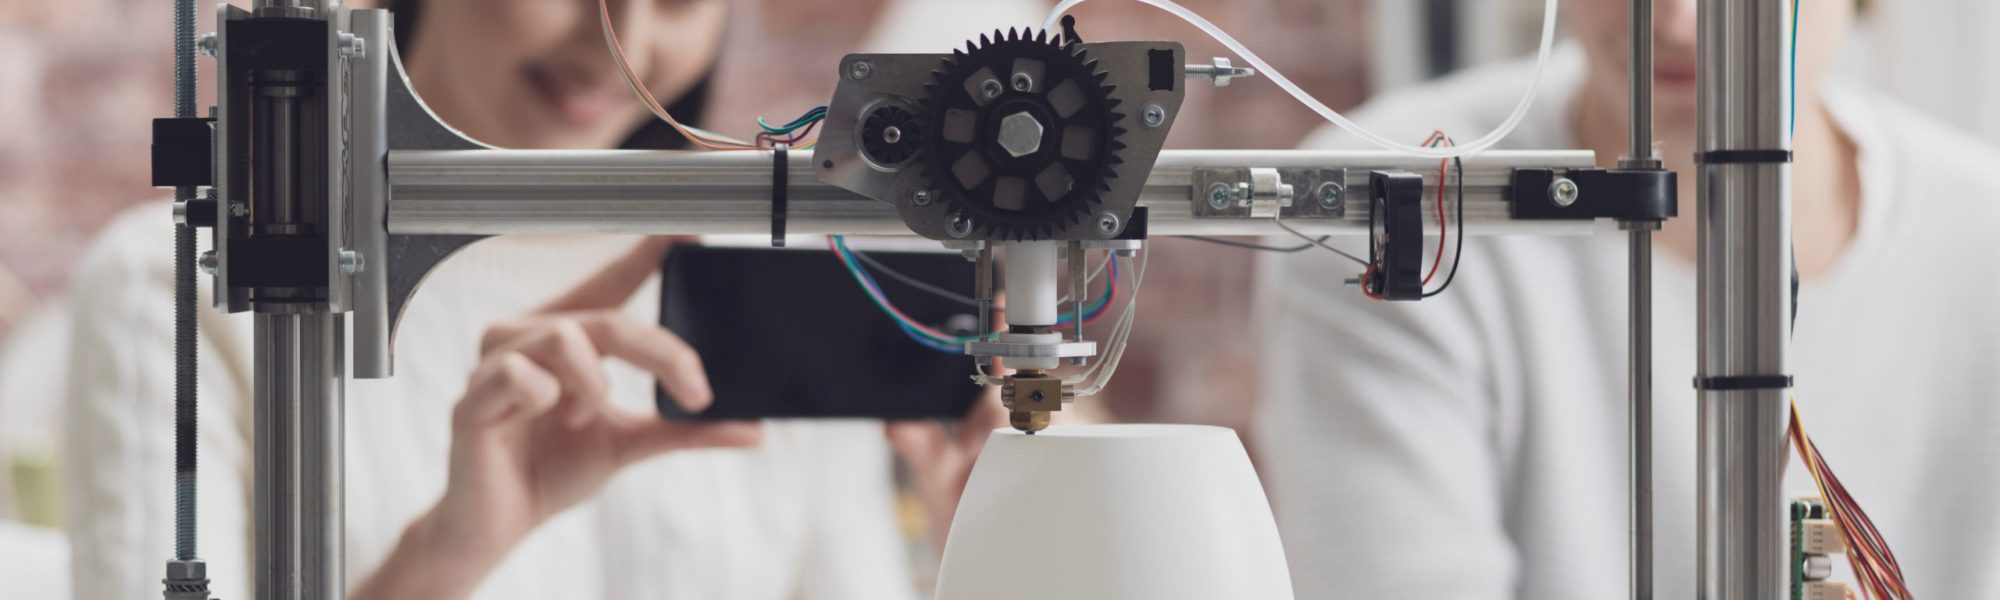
left=1001, top=241, right=1062, bottom=370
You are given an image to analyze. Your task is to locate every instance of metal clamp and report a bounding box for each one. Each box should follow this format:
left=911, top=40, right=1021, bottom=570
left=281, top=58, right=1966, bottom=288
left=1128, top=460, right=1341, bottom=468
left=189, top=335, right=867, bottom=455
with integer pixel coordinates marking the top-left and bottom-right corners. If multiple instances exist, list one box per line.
left=1509, top=168, right=1677, bottom=222
left=1191, top=168, right=1345, bottom=219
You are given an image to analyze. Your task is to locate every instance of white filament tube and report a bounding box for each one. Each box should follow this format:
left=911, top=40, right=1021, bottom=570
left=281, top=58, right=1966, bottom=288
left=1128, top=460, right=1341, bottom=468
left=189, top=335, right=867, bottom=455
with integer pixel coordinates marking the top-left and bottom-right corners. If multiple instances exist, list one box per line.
left=1002, top=241, right=1062, bottom=370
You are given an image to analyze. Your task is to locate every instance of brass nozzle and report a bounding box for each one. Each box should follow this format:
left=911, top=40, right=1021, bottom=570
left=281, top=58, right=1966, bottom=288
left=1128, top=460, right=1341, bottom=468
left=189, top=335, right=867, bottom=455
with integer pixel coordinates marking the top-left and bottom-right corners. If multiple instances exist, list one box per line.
left=1009, top=410, right=1052, bottom=433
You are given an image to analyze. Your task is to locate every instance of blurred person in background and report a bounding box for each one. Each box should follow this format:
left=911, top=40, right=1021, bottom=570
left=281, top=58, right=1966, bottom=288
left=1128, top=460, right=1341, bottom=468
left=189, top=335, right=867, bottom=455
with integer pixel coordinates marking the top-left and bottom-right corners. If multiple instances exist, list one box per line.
left=1258, top=0, right=2000, bottom=597
left=61, top=0, right=1004, bottom=598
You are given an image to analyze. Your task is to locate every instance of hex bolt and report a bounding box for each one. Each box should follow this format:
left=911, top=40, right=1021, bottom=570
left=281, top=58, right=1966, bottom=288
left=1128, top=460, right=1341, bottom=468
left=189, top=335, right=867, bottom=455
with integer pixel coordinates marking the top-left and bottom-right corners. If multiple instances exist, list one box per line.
left=848, top=60, right=874, bottom=81
left=338, top=33, right=365, bottom=60
left=1141, top=103, right=1167, bottom=128
left=1550, top=177, right=1581, bottom=207
left=198, top=251, right=218, bottom=275
left=1316, top=182, right=1345, bottom=209
left=1096, top=212, right=1122, bottom=237
left=1207, top=182, right=1233, bottom=210
left=912, top=189, right=934, bottom=207
left=198, top=33, right=218, bottom=57
left=338, top=248, right=365, bottom=276
left=980, top=79, right=1004, bottom=100
left=1011, top=72, right=1034, bottom=92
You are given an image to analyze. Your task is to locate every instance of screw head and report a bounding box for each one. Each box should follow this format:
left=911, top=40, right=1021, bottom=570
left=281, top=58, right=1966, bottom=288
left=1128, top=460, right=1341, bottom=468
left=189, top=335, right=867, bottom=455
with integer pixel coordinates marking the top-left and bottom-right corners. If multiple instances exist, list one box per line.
left=847, top=61, right=874, bottom=81
left=1206, top=182, right=1233, bottom=210
left=1550, top=177, right=1581, bottom=207
left=198, top=251, right=218, bottom=275
left=997, top=111, right=1045, bottom=158
left=229, top=203, right=248, bottom=218
left=338, top=248, right=365, bottom=276
left=199, top=33, right=218, bottom=57
left=1141, top=103, right=1167, bottom=128
left=882, top=125, right=903, bottom=144
left=1095, top=212, right=1122, bottom=237
left=912, top=189, right=934, bottom=207
left=1316, top=182, right=1345, bottom=209
left=338, top=33, right=365, bottom=60
left=1011, top=72, right=1034, bottom=92
left=948, top=217, right=975, bottom=239
left=980, top=79, right=1004, bottom=100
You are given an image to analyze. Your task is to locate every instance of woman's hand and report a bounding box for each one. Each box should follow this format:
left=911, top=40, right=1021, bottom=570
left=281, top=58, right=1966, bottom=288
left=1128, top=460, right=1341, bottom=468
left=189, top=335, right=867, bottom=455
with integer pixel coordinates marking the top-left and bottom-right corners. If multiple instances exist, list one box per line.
left=354, top=238, right=761, bottom=600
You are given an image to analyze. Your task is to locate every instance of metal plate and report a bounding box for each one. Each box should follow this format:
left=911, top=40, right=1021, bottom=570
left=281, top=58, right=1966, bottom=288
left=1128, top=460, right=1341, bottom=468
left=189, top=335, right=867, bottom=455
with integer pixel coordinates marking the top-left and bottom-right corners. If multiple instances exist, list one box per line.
left=813, top=41, right=1186, bottom=241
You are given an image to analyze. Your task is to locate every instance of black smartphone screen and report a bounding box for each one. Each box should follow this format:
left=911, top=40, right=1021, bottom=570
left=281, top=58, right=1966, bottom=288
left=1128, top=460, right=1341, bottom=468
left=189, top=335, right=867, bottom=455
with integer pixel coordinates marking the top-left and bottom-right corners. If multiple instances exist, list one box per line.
left=656, top=245, right=985, bottom=420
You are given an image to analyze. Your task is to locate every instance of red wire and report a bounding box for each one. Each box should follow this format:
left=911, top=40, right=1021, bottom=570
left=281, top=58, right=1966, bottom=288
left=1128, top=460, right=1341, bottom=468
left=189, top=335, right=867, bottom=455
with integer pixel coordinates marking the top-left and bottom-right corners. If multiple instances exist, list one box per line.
left=1422, top=132, right=1452, bottom=286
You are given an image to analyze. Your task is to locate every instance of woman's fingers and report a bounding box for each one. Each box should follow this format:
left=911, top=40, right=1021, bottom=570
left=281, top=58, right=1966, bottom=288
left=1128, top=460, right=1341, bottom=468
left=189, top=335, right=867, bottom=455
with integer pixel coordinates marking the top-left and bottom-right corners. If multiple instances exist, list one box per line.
left=571, top=312, right=714, bottom=413
left=455, top=351, right=562, bottom=431
left=505, top=319, right=612, bottom=428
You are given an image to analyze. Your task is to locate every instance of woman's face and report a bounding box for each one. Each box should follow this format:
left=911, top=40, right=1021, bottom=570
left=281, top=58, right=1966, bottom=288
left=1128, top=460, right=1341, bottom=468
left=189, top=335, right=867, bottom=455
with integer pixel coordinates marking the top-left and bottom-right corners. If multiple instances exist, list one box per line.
left=1569, top=0, right=1854, bottom=132
left=405, top=0, right=727, bottom=149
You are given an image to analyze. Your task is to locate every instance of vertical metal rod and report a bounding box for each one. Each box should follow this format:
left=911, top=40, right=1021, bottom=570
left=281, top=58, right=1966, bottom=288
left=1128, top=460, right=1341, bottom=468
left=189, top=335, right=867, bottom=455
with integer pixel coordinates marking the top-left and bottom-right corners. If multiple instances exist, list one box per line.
left=1695, top=0, right=1793, bottom=596
left=1626, top=222, right=1658, bottom=600
left=254, top=313, right=305, bottom=600
left=1622, top=1, right=1661, bottom=599
left=1628, top=0, right=1657, bottom=163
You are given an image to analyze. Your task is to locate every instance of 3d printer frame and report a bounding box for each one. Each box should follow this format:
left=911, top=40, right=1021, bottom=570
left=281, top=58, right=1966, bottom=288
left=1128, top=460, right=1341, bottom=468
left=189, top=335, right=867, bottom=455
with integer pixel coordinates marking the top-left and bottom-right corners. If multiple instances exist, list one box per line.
left=149, top=1, right=1793, bottom=598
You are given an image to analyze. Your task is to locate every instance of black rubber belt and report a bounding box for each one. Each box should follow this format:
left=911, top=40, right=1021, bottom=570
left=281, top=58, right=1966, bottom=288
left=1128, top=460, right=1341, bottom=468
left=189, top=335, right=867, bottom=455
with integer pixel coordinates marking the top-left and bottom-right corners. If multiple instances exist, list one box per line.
left=1693, top=375, right=1795, bottom=391
left=771, top=143, right=788, bottom=247
left=1694, top=149, right=1793, bottom=165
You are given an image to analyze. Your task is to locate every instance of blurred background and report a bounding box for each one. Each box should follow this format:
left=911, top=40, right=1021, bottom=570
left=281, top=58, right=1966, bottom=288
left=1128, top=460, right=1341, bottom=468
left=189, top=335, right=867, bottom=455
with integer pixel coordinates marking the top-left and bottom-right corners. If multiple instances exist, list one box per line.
left=3, top=0, right=1998, bottom=595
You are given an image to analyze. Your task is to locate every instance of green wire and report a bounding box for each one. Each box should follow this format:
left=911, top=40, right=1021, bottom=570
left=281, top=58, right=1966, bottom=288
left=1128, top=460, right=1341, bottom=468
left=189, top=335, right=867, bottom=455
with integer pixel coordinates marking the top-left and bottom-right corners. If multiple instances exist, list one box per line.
left=758, top=107, right=828, bottom=135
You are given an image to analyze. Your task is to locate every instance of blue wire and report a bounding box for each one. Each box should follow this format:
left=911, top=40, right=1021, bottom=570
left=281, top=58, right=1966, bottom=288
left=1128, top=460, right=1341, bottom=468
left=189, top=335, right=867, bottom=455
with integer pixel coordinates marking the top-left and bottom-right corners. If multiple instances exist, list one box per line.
left=1789, top=0, right=1800, bottom=138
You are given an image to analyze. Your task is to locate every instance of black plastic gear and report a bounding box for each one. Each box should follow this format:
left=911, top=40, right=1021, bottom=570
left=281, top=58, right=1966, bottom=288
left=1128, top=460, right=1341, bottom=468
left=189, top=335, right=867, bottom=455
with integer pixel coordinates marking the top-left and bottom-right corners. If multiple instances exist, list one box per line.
left=919, top=27, right=1127, bottom=240
left=858, top=104, right=922, bottom=168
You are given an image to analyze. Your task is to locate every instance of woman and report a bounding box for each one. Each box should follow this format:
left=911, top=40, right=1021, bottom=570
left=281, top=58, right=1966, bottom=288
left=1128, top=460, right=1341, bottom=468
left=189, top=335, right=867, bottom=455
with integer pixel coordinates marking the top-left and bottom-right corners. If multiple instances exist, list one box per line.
left=1257, top=0, right=2000, bottom=597
left=64, top=1, right=970, bottom=598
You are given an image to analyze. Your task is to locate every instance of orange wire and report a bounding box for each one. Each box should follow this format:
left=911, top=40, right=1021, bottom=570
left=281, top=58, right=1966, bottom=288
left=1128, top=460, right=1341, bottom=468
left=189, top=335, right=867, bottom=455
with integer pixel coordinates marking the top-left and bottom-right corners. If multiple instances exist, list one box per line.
left=597, top=0, right=758, bottom=151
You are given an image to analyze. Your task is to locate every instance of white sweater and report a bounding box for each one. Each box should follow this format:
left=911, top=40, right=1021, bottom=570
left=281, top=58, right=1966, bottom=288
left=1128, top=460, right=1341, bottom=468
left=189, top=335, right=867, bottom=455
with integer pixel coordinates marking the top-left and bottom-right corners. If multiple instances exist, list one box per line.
left=61, top=218, right=921, bottom=600
left=1257, top=51, right=2000, bottom=598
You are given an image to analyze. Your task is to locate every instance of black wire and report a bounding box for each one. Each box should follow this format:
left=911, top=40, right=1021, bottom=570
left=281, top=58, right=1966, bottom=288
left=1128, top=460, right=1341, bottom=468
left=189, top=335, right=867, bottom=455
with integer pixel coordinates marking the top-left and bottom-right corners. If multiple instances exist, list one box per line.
left=1422, top=155, right=1466, bottom=298
left=847, top=248, right=983, bottom=307
left=1182, top=235, right=1327, bottom=254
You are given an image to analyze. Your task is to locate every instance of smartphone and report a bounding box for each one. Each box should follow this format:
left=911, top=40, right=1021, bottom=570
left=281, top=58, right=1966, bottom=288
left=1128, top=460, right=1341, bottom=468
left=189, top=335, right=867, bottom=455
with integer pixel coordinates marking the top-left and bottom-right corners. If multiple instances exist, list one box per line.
left=656, top=244, right=985, bottom=420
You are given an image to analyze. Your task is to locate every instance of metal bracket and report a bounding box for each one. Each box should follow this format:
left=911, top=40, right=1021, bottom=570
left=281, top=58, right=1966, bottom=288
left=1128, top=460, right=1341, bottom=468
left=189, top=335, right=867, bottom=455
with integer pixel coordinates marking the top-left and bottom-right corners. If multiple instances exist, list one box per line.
left=1190, top=167, right=1346, bottom=219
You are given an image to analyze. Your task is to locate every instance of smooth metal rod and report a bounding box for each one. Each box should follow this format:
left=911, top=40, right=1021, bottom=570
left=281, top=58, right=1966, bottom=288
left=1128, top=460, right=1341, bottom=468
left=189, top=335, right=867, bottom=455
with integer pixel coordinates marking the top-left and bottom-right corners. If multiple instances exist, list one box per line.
left=1628, top=0, right=1657, bottom=163
left=385, top=149, right=1596, bottom=237
left=1624, top=0, right=1661, bottom=598
left=1627, top=223, right=1658, bottom=600
left=1695, top=0, right=1793, bottom=596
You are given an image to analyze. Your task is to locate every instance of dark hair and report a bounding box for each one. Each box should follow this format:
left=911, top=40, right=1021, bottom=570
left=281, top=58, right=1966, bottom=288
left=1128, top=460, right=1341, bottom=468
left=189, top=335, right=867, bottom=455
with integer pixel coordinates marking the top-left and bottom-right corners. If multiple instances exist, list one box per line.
left=388, top=0, right=712, bottom=150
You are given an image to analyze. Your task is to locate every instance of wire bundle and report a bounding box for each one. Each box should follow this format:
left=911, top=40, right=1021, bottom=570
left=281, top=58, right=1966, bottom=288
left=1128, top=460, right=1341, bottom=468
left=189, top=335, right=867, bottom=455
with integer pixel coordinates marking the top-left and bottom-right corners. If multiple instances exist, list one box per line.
left=828, top=237, right=1118, bottom=353
left=597, top=0, right=824, bottom=150
left=1789, top=398, right=1914, bottom=599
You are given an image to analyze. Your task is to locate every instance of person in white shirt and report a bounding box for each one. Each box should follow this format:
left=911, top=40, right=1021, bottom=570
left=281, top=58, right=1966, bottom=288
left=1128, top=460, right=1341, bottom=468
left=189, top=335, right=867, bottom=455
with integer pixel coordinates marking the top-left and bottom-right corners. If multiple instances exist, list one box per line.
left=62, top=1, right=998, bottom=598
left=1257, top=0, right=2000, bottom=597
